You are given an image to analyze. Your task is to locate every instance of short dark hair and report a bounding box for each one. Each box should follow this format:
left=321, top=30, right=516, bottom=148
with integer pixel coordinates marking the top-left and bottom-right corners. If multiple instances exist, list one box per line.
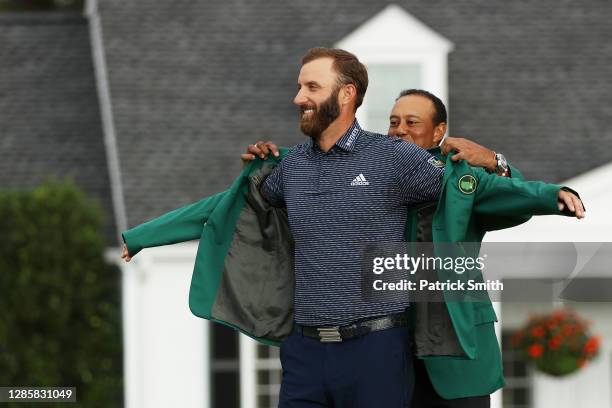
left=301, top=47, right=369, bottom=110
left=396, top=89, right=447, bottom=126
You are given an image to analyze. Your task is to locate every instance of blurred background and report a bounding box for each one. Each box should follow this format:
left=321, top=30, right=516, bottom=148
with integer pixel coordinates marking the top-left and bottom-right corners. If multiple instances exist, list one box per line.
left=1, top=0, right=611, bottom=407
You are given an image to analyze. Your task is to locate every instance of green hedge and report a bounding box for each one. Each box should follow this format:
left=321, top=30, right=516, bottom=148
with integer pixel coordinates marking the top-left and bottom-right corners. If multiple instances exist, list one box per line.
left=0, top=180, right=122, bottom=407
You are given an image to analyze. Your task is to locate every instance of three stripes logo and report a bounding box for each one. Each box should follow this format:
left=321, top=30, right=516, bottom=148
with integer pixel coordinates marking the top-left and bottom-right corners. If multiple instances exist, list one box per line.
left=350, top=174, right=370, bottom=186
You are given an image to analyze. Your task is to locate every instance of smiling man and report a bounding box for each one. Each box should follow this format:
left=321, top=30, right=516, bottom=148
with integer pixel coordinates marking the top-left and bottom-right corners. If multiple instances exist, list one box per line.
left=387, top=89, right=583, bottom=408
left=257, top=48, right=445, bottom=408
left=389, top=89, right=506, bottom=173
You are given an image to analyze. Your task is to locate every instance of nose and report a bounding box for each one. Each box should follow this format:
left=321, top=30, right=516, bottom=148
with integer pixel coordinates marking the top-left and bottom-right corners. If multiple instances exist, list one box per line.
left=293, top=89, right=308, bottom=106
left=395, top=124, right=408, bottom=137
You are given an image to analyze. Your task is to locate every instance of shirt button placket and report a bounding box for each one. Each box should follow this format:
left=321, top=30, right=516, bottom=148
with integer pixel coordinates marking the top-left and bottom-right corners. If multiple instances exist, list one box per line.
left=311, top=155, right=321, bottom=192
left=320, top=154, right=332, bottom=191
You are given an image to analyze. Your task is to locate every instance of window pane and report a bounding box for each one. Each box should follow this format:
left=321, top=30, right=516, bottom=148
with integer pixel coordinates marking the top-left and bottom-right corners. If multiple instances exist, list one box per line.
left=212, top=323, right=239, bottom=359
left=212, top=371, right=240, bottom=408
left=502, top=330, right=532, bottom=408
left=363, top=63, right=421, bottom=134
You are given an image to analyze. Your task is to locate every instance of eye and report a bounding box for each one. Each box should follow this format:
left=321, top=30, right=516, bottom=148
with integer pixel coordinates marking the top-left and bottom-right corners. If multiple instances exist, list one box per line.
left=389, top=121, right=398, bottom=127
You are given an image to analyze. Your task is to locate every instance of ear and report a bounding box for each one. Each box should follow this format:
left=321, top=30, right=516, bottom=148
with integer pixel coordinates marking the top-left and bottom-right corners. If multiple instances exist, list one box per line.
left=340, top=84, right=357, bottom=108
left=433, top=122, right=447, bottom=144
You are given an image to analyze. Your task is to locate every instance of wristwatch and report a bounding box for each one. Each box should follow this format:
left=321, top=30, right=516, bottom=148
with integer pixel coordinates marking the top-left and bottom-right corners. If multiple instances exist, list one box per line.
left=494, top=152, right=509, bottom=176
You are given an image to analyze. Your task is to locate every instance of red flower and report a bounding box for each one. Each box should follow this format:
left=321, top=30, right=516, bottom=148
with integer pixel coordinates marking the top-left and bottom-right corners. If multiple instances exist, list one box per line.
left=528, top=344, right=544, bottom=358
left=562, top=324, right=574, bottom=336
left=552, top=310, right=567, bottom=322
left=584, top=336, right=600, bottom=354
left=531, top=326, right=546, bottom=338
left=548, top=336, right=562, bottom=351
left=546, top=319, right=558, bottom=330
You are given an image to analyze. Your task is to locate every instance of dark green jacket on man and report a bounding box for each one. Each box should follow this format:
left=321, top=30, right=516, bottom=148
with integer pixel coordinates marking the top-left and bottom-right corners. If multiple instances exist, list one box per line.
left=404, top=146, right=565, bottom=399
left=123, top=146, right=571, bottom=397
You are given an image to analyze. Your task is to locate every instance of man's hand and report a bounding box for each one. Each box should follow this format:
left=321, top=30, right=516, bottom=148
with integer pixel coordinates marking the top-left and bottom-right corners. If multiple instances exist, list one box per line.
left=558, top=190, right=586, bottom=219
left=121, top=244, right=132, bottom=262
left=241, top=140, right=280, bottom=163
left=441, top=137, right=497, bottom=172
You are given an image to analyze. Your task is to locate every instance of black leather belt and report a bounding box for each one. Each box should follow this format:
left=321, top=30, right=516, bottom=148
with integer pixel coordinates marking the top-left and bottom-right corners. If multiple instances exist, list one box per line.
left=294, top=313, right=408, bottom=343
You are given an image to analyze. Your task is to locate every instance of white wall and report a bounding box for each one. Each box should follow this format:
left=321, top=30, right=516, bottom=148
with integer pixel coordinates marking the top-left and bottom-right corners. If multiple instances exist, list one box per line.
left=118, top=243, right=210, bottom=408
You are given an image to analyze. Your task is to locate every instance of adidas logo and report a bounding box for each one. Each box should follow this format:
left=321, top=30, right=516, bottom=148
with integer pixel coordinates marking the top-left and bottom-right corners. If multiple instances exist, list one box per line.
left=351, top=173, right=370, bottom=186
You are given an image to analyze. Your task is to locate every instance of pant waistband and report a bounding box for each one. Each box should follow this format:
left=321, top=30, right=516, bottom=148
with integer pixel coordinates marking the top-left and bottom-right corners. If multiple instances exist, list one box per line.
left=294, top=313, right=408, bottom=343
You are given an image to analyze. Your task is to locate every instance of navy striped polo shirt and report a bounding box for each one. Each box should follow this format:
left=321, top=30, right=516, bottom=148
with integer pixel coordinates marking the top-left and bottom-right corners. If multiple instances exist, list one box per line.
left=261, top=120, right=444, bottom=326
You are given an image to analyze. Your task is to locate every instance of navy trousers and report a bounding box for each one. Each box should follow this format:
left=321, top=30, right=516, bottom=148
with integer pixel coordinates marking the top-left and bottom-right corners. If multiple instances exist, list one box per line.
left=278, top=326, right=413, bottom=408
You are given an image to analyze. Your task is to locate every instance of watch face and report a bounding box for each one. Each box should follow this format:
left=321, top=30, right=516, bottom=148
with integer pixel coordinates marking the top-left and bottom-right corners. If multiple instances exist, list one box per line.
left=496, top=154, right=508, bottom=172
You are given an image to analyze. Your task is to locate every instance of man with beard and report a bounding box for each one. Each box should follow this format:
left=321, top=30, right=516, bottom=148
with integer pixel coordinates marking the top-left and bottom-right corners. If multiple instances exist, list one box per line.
left=255, top=47, right=445, bottom=407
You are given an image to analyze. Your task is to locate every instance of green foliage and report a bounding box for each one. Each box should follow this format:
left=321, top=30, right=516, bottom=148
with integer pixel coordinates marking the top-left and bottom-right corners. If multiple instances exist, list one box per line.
left=0, top=180, right=122, bottom=407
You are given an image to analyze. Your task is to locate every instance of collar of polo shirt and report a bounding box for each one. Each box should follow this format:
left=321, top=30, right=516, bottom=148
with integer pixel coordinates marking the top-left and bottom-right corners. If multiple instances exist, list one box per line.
left=307, top=120, right=362, bottom=153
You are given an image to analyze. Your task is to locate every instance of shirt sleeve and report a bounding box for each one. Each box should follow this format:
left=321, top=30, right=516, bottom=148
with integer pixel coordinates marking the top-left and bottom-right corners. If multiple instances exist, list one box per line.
left=260, top=162, right=286, bottom=208
left=393, top=141, right=444, bottom=205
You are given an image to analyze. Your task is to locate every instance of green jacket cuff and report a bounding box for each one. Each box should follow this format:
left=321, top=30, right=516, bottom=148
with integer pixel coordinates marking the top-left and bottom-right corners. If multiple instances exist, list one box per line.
left=122, top=229, right=144, bottom=257
left=541, top=184, right=563, bottom=215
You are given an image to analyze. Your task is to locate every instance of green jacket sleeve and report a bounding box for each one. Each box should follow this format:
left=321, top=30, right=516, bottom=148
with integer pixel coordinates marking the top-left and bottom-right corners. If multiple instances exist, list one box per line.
left=122, top=190, right=227, bottom=256
left=508, top=163, right=523, bottom=180
left=471, top=167, right=562, bottom=220
left=474, top=161, right=532, bottom=231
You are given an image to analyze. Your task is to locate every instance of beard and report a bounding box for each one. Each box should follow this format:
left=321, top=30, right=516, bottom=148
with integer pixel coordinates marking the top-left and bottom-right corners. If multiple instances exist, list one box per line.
left=299, top=87, right=341, bottom=138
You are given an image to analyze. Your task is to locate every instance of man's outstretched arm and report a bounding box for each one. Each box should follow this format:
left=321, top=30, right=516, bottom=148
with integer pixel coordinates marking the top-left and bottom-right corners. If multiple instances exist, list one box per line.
left=471, top=168, right=585, bottom=222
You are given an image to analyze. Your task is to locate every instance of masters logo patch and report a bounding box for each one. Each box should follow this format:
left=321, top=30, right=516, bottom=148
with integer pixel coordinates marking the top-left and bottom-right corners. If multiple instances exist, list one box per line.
left=458, top=174, right=477, bottom=194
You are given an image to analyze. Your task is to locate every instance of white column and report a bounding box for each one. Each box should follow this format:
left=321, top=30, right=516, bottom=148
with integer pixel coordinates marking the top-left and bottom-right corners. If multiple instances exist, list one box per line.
left=240, top=335, right=258, bottom=408
left=120, top=259, right=144, bottom=408
left=117, top=244, right=209, bottom=408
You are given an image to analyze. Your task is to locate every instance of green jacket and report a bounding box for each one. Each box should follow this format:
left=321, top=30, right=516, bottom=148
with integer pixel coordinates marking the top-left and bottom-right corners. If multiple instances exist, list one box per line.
left=122, top=147, right=570, bottom=393
left=404, top=146, right=564, bottom=398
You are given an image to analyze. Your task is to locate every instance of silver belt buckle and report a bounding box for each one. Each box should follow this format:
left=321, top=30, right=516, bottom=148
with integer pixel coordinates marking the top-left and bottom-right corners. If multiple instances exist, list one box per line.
left=317, top=326, right=342, bottom=342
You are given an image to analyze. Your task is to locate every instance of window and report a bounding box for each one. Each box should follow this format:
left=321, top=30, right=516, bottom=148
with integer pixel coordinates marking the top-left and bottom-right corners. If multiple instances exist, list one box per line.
left=255, top=344, right=282, bottom=408
left=502, top=330, right=533, bottom=408
left=364, top=63, right=421, bottom=134
left=239, top=335, right=282, bottom=408
left=210, top=324, right=240, bottom=407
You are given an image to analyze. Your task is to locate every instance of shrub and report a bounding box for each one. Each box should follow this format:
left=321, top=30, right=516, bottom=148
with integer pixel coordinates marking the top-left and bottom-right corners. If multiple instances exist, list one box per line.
left=0, top=180, right=122, bottom=407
